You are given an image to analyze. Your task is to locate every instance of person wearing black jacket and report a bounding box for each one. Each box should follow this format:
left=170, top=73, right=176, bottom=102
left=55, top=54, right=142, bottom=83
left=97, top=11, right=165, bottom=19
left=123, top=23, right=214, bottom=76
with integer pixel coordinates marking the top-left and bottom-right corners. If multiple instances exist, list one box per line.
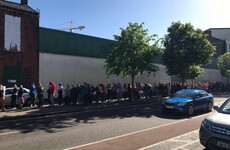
left=37, top=82, right=44, bottom=107
left=58, top=83, right=63, bottom=105
left=18, top=85, right=24, bottom=109
left=11, top=84, right=18, bottom=108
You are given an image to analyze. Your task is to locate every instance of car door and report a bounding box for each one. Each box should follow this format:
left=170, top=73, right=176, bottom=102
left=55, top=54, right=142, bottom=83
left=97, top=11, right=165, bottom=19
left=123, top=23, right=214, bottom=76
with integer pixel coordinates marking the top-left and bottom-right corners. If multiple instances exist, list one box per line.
left=5, top=88, right=13, bottom=106
left=193, top=92, right=205, bottom=110
left=199, top=91, right=210, bottom=109
left=196, top=91, right=209, bottom=110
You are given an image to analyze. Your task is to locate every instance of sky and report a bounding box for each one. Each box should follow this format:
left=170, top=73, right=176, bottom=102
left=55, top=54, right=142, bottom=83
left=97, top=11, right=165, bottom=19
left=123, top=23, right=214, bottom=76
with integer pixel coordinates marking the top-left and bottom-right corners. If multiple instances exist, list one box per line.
left=8, top=0, right=230, bottom=40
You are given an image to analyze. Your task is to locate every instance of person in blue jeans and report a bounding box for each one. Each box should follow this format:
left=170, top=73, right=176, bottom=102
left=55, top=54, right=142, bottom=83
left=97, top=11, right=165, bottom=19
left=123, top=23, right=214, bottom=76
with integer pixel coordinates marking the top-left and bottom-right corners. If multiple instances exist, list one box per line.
left=29, top=82, right=37, bottom=107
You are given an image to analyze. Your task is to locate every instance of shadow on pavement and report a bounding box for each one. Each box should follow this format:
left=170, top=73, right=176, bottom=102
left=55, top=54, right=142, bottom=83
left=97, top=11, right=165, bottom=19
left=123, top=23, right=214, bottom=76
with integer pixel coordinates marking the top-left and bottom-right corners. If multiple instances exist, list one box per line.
left=0, top=98, right=216, bottom=134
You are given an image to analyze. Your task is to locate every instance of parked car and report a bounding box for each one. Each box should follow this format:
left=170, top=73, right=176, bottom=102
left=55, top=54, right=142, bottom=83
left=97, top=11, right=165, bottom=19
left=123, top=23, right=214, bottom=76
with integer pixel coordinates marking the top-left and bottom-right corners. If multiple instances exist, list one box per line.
left=199, top=98, right=230, bottom=150
left=0, top=87, right=33, bottom=107
left=161, top=89, right=213, bottom=116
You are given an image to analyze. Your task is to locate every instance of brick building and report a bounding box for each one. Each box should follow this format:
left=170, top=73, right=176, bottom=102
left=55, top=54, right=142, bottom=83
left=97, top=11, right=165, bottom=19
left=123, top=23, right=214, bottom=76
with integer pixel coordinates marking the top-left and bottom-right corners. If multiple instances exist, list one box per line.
left=0, top=0, right=39, bottom=87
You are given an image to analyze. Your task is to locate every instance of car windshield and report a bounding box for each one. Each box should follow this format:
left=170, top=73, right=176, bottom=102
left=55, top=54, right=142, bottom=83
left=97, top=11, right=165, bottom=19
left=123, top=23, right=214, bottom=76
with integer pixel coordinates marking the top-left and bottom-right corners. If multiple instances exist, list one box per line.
left=219, top=99, right=230, bottom=114
left=173, top=91, right=196, bottom=98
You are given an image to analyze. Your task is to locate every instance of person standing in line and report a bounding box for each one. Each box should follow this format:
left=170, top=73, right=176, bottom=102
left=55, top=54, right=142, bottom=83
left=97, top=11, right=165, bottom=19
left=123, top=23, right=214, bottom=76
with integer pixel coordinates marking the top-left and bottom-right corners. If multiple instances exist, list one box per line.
left=70, top=85, right=76, bottom=105
left=29, top=82, right=37, bottom=107
left=17, top=85, right=24, bottom=109
left=11, top=84, right=18, bottom=108
left=58, top=82, right=63, bottom=105
left=47, top=85, right=51, bottom=105
left=37, top=82, right=44, bottom=107
left=117, top=83, right=123, bottom=101
left=64, top=84, right=71, bottom=105
left=49, top=81, right=56, bottom=106
left=0, top=84, right=6, bottom=112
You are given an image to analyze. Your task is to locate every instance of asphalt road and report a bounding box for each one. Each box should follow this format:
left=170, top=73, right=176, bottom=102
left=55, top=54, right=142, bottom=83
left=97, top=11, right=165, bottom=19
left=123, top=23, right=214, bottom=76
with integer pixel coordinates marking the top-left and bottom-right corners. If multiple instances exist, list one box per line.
left=0, top=97, right=227, bottom=150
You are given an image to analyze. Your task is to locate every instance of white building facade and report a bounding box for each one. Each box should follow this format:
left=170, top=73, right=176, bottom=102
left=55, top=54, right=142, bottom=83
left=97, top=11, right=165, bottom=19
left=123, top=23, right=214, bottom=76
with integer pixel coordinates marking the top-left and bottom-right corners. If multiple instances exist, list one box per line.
left=39, top=28, right=225, bottom=93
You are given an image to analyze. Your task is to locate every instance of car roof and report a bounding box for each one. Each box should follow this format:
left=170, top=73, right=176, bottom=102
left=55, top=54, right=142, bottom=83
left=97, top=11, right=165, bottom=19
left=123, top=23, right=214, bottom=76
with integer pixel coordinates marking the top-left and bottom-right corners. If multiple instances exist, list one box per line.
left=6, top=87, right=29, bottom=90
left=179, top=89, right=205, bottom=93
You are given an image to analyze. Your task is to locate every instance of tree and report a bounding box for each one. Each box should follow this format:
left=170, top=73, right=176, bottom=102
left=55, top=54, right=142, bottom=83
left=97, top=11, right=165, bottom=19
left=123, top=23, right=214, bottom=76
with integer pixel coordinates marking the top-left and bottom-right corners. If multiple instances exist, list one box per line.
left=217, top=52, right=230, bottom=82
left=186, top=65, right=204, bottom=80
left=105, top=22, right=161, bottom=100
left=186, top=65, right=204, bottom=88
left=162, top=22, right=215, bottom=84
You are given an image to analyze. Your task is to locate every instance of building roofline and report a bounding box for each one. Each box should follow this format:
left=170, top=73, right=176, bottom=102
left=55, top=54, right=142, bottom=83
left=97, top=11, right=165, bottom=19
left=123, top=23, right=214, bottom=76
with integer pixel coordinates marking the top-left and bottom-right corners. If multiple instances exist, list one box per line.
left=40, top=27, right=114, bottom=42
left=205, top=28, right=230, bottom=31
left=0, top=0, right=39, bottom=14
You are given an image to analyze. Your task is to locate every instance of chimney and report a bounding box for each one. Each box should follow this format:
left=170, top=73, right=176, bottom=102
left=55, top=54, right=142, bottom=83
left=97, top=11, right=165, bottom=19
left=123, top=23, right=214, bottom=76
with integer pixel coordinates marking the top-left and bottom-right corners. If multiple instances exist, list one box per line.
left=21, top=0, right=28, bottom=5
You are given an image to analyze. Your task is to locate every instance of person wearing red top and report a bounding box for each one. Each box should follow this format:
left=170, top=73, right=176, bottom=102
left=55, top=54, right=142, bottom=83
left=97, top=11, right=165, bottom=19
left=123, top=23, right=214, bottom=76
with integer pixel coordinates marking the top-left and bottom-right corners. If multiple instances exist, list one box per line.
left=49, top=82, right=56, bottom=106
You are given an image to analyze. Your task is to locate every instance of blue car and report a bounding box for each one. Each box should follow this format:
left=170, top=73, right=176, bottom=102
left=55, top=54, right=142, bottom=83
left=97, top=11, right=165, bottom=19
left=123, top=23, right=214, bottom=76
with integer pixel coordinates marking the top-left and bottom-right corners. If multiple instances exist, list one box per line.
left=161, top=89, right=214, bottom=116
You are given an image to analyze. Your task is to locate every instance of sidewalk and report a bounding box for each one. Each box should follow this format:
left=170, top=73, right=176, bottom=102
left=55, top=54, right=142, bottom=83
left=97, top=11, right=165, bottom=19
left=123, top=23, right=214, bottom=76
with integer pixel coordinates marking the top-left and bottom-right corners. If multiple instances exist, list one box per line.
left=1, top=94, right=227, bottom=122
left=0, top=98, right=162, bottom=121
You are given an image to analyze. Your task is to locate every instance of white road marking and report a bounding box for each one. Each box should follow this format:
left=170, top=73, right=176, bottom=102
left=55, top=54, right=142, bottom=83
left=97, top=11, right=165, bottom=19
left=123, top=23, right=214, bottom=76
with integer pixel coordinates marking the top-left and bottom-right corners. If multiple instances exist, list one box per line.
left=0, top=131, right=20, bottom=136
left=170, top=139, right=191, bottom=142
left=171, top=139, right=199, bottom=150
left=138, top=130, right=199, bottom=150
left=63, top=114, right=207, bottom=150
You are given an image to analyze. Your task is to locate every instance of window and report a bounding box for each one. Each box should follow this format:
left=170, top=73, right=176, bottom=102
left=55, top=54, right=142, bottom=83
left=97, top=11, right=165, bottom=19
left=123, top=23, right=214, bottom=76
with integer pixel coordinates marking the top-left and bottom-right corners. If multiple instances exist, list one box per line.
left=4, top=14, right=21, bottom=52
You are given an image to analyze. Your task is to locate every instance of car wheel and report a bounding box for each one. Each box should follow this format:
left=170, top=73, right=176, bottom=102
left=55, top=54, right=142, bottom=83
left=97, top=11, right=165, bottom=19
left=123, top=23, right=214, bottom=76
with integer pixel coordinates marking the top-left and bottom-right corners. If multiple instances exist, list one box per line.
left=187, top=105, right=194, bottom=116
left=206, top=102, right=213, bottom=112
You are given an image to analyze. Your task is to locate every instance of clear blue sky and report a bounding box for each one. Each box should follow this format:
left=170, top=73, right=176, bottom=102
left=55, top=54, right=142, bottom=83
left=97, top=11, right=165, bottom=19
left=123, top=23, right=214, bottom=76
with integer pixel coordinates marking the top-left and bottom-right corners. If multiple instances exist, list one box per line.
left=9, top=0, right=230, bottom=40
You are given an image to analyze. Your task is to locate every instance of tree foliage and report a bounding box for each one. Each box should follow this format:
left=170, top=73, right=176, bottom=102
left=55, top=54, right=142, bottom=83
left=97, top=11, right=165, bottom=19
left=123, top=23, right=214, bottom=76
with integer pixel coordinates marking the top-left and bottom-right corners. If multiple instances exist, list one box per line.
left=186, top=65, right=204, bottom=79
left=217, top=52, right=230, bottom=81
left=105, top=22, right=162, bottom=99
left=162, top=21, right=215, bottom=83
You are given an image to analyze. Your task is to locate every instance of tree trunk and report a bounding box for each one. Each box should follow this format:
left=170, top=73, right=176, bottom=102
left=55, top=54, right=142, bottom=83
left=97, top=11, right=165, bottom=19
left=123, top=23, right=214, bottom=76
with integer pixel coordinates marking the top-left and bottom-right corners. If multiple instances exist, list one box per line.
left=192, top=79, right=194, bottom=89
left=131, top=75, right=135, bottom=101
left=181, top=77, right=185, bottom=87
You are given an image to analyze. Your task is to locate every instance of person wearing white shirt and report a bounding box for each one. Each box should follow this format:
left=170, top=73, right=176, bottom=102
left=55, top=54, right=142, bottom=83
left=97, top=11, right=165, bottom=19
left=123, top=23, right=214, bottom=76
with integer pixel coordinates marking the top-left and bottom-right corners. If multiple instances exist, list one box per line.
left=0, top=84, right=6, bottom=112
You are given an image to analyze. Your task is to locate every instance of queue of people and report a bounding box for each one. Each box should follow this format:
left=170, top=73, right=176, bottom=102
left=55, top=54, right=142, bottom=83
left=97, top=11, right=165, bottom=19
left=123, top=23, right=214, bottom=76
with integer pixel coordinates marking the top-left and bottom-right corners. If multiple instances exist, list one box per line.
left=0, top=82, right=45, bottom=111
left=52, top=81, right=227, bottom=106
left=0, top=81, right=228, bottom=112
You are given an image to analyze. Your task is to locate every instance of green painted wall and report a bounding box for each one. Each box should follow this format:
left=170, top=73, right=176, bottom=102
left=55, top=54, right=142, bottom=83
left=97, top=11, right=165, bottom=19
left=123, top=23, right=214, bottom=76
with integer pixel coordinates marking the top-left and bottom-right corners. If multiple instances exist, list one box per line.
left=39, top=27, right=218, bottom=69
left=39, top=27, right=113, bottom=59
